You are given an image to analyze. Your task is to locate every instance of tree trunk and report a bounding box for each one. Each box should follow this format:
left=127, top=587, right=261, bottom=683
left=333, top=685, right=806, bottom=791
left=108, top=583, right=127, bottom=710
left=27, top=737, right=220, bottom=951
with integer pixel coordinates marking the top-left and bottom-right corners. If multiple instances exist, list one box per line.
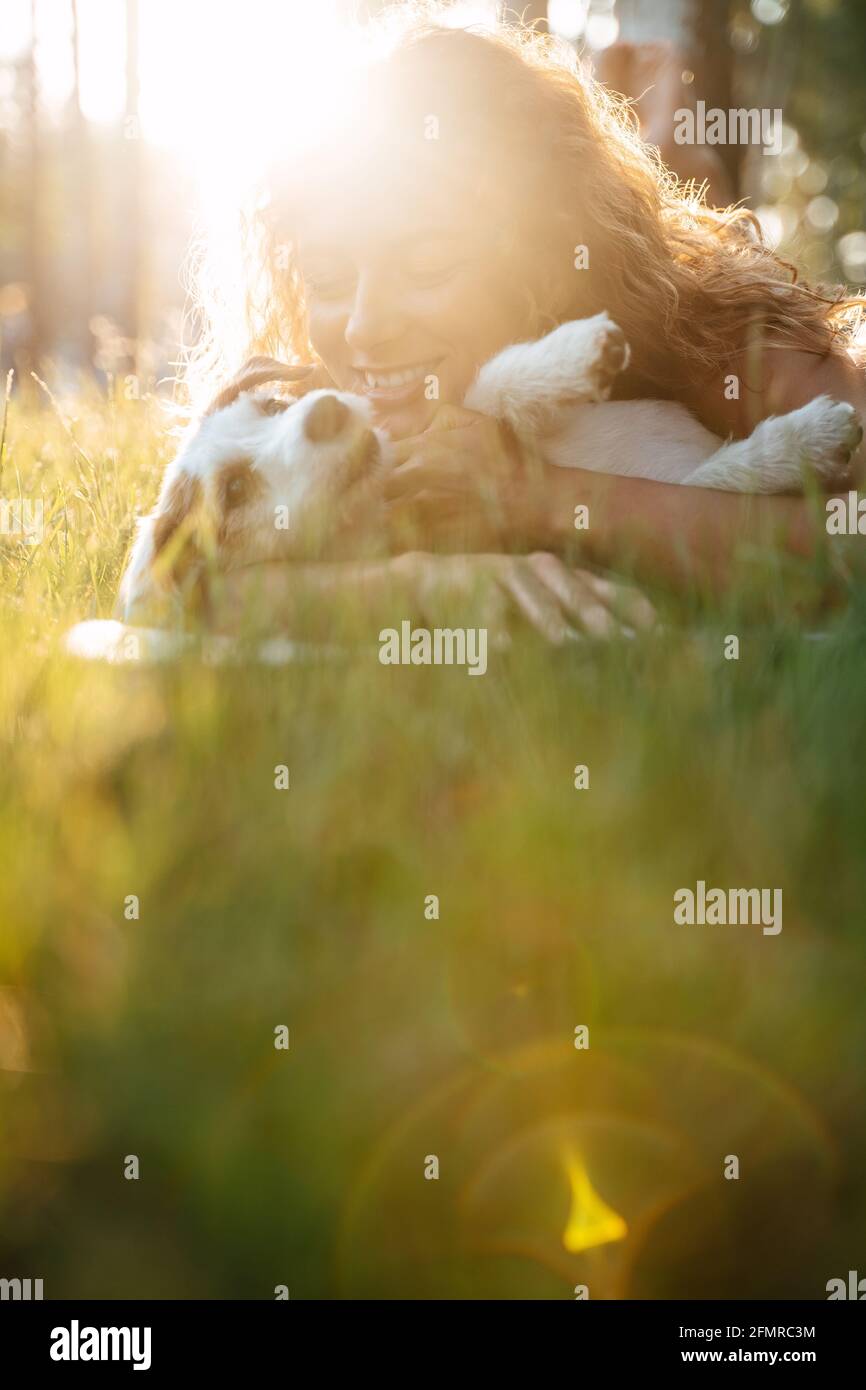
left=119, top=0, right=142, bottom=376
left=608, top=0, right=738, bottom=204
left=23, top=0, right=47, bottom=373
left=68, top=0, right=95, bottom=368
left=615, top=0, right=692, bottom=44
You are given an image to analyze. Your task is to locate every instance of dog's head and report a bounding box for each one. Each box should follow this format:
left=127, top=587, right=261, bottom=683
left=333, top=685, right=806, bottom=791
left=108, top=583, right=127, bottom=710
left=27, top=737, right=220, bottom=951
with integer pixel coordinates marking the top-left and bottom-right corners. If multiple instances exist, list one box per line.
left=118, top=358, right=388, bottom=620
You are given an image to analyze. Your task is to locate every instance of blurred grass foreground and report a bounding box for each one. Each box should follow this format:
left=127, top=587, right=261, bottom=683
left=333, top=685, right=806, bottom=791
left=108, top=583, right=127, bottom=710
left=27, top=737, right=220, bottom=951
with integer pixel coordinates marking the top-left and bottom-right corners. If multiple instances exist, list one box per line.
left=1, top=382, right=865, bottom=1299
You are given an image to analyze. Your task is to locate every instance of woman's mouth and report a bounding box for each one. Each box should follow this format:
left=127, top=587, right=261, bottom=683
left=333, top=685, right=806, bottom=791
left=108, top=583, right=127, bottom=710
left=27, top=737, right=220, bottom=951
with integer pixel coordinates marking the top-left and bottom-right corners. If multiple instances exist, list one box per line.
left=354, top=359, right=443, bottom=407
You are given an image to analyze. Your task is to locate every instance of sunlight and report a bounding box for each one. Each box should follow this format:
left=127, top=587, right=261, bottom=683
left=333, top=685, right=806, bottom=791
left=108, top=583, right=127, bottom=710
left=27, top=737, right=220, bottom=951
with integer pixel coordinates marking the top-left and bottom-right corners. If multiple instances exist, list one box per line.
left=0, top=0, right=510, bottom=223
left=2, top=0, right=360, bottom=209
left=134, top=0, right=356, bottom=184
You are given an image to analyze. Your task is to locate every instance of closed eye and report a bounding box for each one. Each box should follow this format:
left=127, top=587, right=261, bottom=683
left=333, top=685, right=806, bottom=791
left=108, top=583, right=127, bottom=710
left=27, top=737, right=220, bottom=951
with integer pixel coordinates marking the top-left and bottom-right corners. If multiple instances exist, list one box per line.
left=402, top=236, right=468, bottom=286
left=305, top=273, right=355, bottom=301
left=405, top=258, right=465, bottom=286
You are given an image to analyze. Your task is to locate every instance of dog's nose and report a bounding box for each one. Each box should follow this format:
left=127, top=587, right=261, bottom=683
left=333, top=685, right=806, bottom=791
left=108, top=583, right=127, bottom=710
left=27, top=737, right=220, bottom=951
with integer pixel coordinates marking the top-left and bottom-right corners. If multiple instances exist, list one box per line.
left=304, top=393, right=350, bottom=443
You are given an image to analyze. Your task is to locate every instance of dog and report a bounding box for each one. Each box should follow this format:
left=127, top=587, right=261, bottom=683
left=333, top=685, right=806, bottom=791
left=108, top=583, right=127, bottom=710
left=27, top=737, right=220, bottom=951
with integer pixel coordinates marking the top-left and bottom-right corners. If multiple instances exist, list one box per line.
left=118, top=314, right=862, bottom=620
left=118, top=358, right=388, bottom=619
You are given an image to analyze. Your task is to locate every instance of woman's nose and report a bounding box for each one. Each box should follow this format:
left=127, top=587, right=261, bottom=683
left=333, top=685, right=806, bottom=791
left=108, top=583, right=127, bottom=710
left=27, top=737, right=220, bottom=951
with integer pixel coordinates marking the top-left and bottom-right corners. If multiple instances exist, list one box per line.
left=344, top=269, right=407, bottom=354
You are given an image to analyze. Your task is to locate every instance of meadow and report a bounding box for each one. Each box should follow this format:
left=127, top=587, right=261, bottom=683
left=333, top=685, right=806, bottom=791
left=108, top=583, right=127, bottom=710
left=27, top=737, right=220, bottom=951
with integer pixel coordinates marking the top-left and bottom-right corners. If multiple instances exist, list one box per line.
left=1, top=380, right=865, bottom=1299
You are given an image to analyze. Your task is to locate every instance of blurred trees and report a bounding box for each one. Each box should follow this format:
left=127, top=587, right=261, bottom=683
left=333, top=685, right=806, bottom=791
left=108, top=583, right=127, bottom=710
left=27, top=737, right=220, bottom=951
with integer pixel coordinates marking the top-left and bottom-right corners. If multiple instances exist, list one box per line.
left=23, top=0, right=46, bottom=370
left=604, top=1, right=866, bottom=285
left=760, top=0, right=866, bottom=285
left=67, top=0, right=95, bottom=368
left=0, top=0, right=171, bottom=384
left=0, top=0, right=864, bottom=379
left=118, top=0, right=141, bottom=373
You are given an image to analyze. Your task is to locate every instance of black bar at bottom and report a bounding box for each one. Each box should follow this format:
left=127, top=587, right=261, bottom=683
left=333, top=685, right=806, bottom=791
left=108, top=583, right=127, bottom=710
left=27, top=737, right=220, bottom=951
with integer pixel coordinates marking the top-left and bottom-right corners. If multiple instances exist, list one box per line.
left=0, top=1298, right=861, bottom=1375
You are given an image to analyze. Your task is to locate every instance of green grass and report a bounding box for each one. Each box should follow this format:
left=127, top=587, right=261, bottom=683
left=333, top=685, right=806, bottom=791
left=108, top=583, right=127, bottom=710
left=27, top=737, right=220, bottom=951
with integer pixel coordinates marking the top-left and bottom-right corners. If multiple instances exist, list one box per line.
left=1, top=382, right=865, bottom=1299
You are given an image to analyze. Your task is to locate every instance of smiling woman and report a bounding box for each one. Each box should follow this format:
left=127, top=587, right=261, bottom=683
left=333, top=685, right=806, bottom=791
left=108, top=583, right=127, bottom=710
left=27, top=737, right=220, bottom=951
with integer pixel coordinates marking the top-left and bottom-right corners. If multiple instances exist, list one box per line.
left=293, top=192, right=534, bottom=441
left=179, top=0, right=866, bottom=627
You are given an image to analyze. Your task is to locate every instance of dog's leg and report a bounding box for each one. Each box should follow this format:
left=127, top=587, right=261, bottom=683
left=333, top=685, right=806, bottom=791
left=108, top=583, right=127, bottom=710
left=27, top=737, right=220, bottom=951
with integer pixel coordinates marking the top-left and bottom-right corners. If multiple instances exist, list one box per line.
left=681, top=396, right=863, bottom=492
left=464, top=313, right=629, bottom=435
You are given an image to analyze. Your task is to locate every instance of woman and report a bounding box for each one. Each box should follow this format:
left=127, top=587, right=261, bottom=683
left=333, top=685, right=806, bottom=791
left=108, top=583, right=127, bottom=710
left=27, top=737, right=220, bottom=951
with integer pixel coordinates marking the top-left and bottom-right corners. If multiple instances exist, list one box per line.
left=190, top=6, right=866, bottom=641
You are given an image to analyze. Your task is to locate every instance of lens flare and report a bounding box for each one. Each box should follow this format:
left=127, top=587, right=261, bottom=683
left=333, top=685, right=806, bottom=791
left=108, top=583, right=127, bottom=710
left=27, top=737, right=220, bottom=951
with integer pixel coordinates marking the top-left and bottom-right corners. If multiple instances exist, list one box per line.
left=562, top=1146, right=628, bottom=1253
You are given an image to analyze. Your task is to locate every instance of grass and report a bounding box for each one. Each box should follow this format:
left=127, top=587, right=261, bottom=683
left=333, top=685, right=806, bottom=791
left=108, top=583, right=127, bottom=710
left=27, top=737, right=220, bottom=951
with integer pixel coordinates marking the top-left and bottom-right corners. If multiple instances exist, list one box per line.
left=1, top=379, right=865, bottom=1299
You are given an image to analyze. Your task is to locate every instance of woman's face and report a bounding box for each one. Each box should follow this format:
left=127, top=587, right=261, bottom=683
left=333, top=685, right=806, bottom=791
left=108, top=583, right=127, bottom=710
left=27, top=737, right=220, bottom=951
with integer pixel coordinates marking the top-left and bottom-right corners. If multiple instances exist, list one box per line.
left=293, top=163, right=556, bottom=439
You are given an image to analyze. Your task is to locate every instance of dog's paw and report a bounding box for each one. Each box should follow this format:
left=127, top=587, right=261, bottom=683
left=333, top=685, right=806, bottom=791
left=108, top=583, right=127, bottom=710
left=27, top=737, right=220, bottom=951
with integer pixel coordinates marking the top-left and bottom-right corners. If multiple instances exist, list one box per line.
left=547, top=312, right=630, bottom=404
left=790, top=396, right=863, bottom=485
left=464, top=312, right=630, bottom=434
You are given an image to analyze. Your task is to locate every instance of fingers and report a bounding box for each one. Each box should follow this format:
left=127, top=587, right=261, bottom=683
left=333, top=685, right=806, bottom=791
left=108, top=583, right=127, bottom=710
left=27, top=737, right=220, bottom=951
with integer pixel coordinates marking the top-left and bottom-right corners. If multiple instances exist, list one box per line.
left=388, top=438, right=454, bottom=473
left=498, top=562, right=580, bottom=643
left=426, top=403, right=481, bottom=430
left=576, top=569, right=657, bottom=631
left=387, top=404, right=478, bottom=448
left=389, top=425, right=483, bottom=470
left=510, top=555, right=656, bottom=642
left=389, top=420, right=464, bottom=464
left=390, top=414, right=505, bottom=466
left=386, top=440, right=515, bottom=509
left=525, top=553, right=618, bottom=638
left=405, top=553, right=501, bottom=642
left=384, top=452, right=466, bottom=500
left=441, top=556, right=512, bottom=647
left=397, top=552, right=656, bottom=650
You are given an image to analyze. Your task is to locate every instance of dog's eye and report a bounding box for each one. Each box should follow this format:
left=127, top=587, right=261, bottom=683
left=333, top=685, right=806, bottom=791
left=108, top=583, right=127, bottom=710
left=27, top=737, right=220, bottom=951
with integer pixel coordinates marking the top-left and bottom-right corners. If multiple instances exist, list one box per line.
left=220, top=460, right=256, bottom=511
left=260, top=396, right=289, bottom=416
left=225, top=475, right=248, bottom=506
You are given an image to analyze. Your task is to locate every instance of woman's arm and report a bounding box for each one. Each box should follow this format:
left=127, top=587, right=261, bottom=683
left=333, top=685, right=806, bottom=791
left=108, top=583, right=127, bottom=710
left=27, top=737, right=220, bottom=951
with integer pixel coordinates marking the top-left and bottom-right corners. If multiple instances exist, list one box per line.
left=529, top=465, right=835, bottom=595
left=385, top=411, right=849, bottom=596
left=688, top=345, right=866, bottom=475
left=386, top=349, right=866, bottom=597
left=208, top=551, right=655, bottom=642
left=566, top=345, right=862, bottom=594
left=210, top=556, right=411, bottom=636
left=568, top=346, right=866, bottom=591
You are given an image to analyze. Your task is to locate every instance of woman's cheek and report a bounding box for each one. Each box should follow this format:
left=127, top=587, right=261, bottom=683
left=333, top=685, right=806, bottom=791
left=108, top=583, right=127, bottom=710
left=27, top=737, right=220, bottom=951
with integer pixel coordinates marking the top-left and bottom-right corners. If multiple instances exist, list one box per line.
left=416, top=272, right=528, bottom=378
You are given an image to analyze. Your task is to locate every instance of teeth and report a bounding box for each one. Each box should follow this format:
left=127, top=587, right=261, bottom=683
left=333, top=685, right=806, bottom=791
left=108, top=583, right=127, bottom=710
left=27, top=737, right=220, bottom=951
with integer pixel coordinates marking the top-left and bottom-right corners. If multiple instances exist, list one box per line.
left=362, top=361, right=437, bottom=390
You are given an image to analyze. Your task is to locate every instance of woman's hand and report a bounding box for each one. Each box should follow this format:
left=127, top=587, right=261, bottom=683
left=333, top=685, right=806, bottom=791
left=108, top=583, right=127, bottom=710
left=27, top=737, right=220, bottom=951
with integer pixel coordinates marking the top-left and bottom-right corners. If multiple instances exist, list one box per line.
left=400, top=551, right=656, bottom=645
left=384, top=403, right=544, bottom=551
left=210, top=550, right=656, bottom=645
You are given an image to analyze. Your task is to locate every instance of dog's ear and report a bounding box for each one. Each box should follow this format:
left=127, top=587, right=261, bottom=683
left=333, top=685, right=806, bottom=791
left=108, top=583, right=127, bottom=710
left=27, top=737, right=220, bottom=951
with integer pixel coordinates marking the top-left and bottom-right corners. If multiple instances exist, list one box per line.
left=153, top=471, right=202, bottom=561
left=116, top=471, right=203, bottom=620
left=150, top=470, right=215, bottom=618
left=204, top=357, right=316, bottom=415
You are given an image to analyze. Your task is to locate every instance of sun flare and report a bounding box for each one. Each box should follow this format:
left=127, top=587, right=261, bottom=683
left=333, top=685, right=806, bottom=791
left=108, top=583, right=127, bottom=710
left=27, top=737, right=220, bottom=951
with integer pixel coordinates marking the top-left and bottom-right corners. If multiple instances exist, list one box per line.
left=2, top=0, right=365, bottom=214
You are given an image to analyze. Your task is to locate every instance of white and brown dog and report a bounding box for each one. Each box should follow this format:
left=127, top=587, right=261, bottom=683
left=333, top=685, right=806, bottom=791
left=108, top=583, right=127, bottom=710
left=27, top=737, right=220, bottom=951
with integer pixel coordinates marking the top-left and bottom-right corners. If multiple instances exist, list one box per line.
left=118, top=315, right=862, bottom=619
left=117, top=357, right=386, bottom=619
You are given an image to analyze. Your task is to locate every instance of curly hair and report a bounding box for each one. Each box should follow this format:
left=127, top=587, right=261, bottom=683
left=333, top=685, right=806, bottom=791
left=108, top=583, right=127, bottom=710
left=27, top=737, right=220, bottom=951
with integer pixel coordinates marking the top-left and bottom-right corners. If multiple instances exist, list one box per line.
left=181, top=1, right=866, bottom=410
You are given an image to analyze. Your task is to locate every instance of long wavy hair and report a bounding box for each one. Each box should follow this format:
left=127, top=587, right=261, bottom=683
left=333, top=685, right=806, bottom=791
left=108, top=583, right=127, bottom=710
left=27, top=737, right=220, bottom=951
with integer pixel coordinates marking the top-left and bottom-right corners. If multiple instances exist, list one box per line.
left=182, top=1, right=865, bottom=410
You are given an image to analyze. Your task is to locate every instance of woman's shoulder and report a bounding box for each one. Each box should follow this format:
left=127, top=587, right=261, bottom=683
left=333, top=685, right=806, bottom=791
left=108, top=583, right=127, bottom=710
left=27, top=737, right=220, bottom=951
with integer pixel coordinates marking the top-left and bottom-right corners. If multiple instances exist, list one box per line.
left=612, top=334, right=863, bottom=439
